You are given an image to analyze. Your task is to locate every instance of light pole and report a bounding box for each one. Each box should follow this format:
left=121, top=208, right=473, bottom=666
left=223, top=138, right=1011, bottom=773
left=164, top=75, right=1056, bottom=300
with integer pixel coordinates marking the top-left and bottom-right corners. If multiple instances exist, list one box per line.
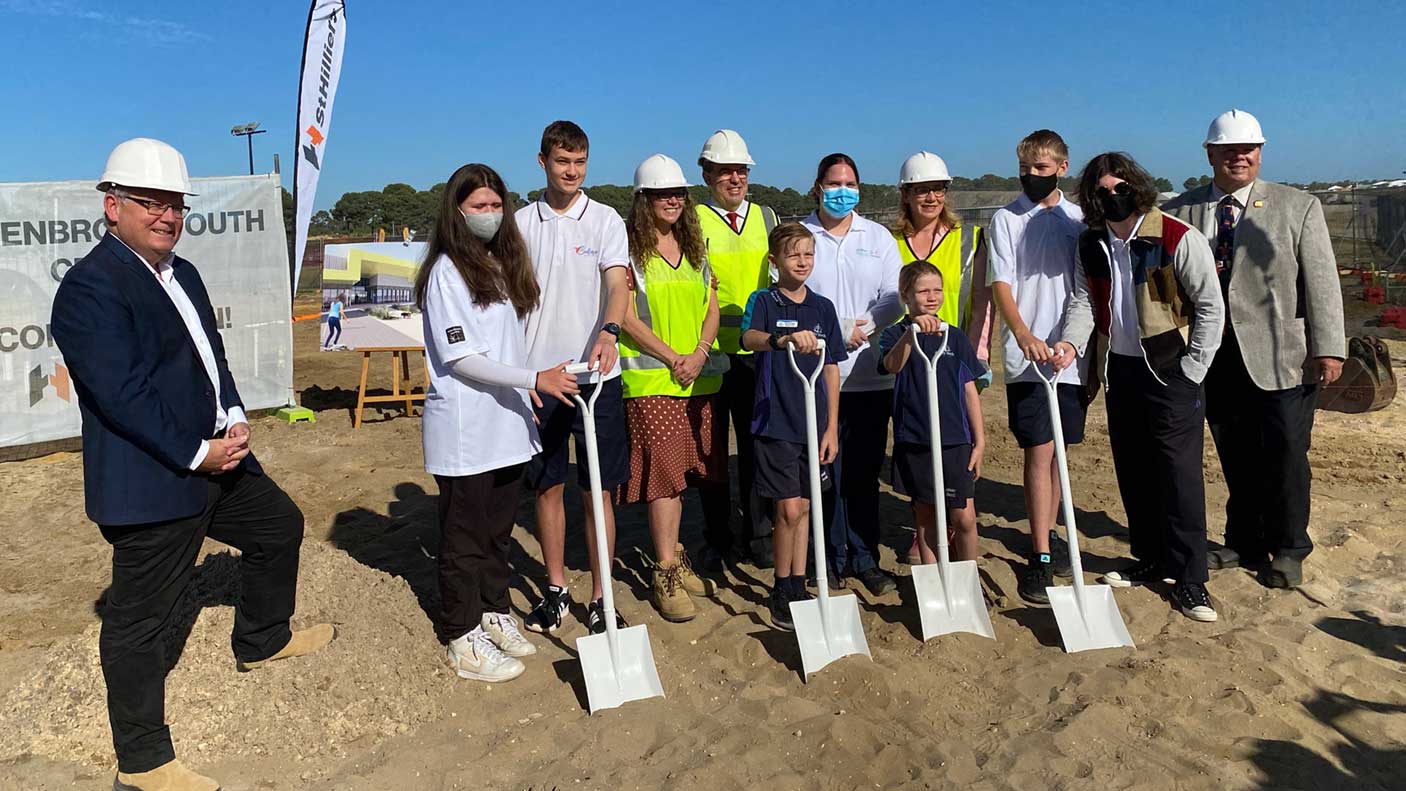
left=231, top=122, right=267, bottom=175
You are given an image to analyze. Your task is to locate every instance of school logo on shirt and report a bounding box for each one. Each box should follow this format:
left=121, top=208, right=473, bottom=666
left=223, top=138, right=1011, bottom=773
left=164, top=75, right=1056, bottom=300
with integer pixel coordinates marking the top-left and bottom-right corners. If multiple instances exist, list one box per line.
left=446, top=326, right=465, bottom=344
left=573, top=245, right=599, bottom=257
left=854, top=247, right=883, bottom=259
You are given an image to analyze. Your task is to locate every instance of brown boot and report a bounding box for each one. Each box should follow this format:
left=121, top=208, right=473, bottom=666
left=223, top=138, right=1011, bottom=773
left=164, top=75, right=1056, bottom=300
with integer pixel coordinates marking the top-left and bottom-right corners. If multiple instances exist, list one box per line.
left=114, top=759, right=219, bottom=791
left=675, top=544, right=717, bottom=597
left=652, top=561, right=696, bottom=622
left=237, top=623, right=336, bottom=672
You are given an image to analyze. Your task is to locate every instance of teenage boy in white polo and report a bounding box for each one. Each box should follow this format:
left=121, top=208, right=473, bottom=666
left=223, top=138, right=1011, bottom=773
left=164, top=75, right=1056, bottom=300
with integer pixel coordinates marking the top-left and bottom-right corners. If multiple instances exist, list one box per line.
left=517, top=121, right=632, bottom=635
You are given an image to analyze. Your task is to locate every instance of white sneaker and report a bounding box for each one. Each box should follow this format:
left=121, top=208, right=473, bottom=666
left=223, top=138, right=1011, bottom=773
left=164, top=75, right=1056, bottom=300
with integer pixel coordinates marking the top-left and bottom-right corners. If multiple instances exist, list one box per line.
left=446, top=626, right=525, bottom=682
left=482, top=612, right=537, bottom=657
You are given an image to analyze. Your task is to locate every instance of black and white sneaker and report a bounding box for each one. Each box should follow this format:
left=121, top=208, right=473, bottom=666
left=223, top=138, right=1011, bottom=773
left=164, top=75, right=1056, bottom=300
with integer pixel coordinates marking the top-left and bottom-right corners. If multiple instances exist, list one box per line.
left=586, top=599, right=628, bottom=635
left=1048, top=534, right=1074, bottom=579
left=1101, top=559, right=1165, bottom=588
left=1018, top=557, right=1054, bottom=605
left=769, top=587, right=794, bottom=631
left=523, top=585, right=572, bottom=634
left=1172, top=581, right=1218, bottom=622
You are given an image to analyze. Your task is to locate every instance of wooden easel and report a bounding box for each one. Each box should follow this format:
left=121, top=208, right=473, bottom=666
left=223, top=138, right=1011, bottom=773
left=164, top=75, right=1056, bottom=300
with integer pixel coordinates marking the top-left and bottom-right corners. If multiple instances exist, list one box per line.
left=354, top=346, right=429, bottom=428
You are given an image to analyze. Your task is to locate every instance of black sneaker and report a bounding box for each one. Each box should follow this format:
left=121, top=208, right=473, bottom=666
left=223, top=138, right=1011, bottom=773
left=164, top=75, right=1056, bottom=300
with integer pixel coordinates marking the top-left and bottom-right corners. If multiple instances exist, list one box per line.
left=586, top=599, right=628, bottom=635
left=523, top=585, right=572, bottom=634
left=1172, top=581, right=1218, bottom=622
left=769, top=588, right=794, bottom=631
left=854, top=567, right=897, bottom=596
left=1048, top=534, right=1074, bottom=579
left=1101, top=559, right=1164, bottom=588
left=1018, top=558, right=1053, bottom=605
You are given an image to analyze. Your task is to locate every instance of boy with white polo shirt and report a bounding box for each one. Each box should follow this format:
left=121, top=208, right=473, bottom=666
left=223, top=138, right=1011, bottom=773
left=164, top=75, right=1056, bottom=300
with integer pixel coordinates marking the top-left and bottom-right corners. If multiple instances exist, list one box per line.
left=516, top=121, right=632, bottom=636
left=988, top=129, right=1087, bottom=605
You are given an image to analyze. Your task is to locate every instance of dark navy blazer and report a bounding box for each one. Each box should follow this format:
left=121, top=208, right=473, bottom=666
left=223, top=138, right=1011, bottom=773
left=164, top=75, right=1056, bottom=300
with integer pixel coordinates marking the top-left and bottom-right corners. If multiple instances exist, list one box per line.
left=50, top=232, right=262, bottom=526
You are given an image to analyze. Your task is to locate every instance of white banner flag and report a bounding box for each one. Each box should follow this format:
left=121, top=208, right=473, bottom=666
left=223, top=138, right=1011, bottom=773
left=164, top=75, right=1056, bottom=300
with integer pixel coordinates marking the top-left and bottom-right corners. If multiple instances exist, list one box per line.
left=0, top=175, right=294, bottom=450
left=293, top=0, right=347, bottom=293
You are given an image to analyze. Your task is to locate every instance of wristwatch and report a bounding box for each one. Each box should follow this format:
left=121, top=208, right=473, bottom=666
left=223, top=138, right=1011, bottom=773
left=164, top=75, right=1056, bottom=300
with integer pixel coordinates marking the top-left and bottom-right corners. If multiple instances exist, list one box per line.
left=600, top=322, right=621, bottom=338
left=768, top=331, right=783, bottom=350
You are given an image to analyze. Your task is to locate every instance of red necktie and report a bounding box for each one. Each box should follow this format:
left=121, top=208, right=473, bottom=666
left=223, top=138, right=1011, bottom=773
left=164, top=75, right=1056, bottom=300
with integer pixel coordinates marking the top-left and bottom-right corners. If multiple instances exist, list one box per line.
left=726, top=211, right=740, bottom=232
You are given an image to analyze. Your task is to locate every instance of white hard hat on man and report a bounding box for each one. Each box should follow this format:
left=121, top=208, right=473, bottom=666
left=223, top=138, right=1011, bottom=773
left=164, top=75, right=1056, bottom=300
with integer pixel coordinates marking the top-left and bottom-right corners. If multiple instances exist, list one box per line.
left=1203, top=109, right=1266, bottom=148
left=97, top=137, right=197, bottom=195
left=698, top=129, right=755, bottom=167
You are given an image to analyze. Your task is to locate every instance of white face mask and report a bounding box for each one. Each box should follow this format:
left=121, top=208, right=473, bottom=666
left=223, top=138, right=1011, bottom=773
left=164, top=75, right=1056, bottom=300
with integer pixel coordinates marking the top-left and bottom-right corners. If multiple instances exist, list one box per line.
left=460, top=210, right=503, bottom=241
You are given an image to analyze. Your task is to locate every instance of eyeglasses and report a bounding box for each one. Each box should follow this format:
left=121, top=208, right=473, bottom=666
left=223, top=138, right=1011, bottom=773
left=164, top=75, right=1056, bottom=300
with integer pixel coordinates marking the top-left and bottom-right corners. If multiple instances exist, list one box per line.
left=712, top=165, right=749, bottom=179
left=119, top=193, right=192, bottom=218
left=649, top=190, right=687, bottom=203
left=1095, top=182, right=1133, bottom=199
left=905, top=183, right=948, bottom=197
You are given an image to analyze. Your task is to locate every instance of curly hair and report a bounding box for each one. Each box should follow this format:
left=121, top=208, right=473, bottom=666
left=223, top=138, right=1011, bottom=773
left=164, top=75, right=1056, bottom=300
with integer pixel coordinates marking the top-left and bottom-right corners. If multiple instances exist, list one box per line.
left=413, top=163, right=538, bottom=318
left=1076, top=151, right=1159, bottom=229
left=626, top=190, right=706, bottom=272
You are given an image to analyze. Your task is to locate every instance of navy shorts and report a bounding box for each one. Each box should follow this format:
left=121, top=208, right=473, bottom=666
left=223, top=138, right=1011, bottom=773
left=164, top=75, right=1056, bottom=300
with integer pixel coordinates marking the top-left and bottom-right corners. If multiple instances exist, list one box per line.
left=525, top=376, right=631, bottom=491
left=753, top=436, right=831, bottom=500
left=891, top=442, right=974, bottom=508
left=1006, top=382, right=1087, bottom=449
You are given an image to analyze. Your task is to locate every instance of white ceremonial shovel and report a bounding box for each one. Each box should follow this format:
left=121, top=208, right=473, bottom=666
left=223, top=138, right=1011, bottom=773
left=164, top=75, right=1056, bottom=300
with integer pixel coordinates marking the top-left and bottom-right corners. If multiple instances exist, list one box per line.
left=908, top=322, right=995, bottom=641
left=566, top=363, right=666, bottom=712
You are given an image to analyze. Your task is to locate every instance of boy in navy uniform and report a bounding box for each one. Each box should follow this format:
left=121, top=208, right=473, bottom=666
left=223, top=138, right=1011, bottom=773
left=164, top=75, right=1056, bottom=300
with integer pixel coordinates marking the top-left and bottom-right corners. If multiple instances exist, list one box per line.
left=740, top=223, right=847, bottom=630
left=878, top=262, right=986, bottom=564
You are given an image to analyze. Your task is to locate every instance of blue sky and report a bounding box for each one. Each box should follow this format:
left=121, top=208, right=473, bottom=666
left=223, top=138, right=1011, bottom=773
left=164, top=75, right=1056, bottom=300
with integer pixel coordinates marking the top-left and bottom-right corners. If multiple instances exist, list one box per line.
left=1, top=0, right=1402, bottom=211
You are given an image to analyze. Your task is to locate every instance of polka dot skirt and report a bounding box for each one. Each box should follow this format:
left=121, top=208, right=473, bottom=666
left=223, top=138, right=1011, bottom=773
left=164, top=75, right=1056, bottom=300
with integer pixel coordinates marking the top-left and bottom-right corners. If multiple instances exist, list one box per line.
left=617, top=394, right=727, bottom=504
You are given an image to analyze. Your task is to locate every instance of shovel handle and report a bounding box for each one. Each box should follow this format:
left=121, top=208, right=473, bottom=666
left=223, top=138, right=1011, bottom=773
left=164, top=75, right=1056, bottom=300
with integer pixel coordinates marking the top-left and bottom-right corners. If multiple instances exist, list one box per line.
left=912, top=322, right=953, bottom=568
left=567, top=363, right=619, bottom=644
left=1023, top=359, right=1087, bottom=589
left=788, top=339, right=833, bottom=610
left=786, top=339, right=827, bottom=390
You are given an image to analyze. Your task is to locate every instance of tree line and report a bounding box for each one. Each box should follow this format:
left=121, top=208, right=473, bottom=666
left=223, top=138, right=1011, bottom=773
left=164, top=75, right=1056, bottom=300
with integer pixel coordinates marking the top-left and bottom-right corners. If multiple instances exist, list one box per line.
left=288, top=173, right=1184, bottom=238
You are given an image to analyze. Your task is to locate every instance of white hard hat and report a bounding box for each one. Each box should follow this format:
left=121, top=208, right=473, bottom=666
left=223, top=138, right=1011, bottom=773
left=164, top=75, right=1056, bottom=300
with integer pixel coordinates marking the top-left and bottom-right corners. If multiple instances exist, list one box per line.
left=633, top=154, right=691, bottom=193
left=1203, top=109, right=1266, bottom=148
left=898, top=151, right=951, bottom=185
left=97, top=137, right=197, bottom=195
left=698, top=129, right=755, bottom=166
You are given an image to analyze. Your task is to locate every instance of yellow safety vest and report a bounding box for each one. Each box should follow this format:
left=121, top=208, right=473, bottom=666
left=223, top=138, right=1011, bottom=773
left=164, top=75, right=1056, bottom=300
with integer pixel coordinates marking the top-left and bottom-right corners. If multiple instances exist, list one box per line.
left=619, top=252, right=729, bottom=399
left=697, top=202, right=777, bottom=355
left=897, top=224, right=983, bottom=332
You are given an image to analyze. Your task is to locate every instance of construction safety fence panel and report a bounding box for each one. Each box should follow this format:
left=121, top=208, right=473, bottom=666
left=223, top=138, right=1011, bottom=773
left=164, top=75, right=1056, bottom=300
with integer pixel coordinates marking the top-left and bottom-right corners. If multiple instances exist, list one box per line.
left=0, top=175, right=293, bottom=449
left=1377, top=193, right=1406, bottom=253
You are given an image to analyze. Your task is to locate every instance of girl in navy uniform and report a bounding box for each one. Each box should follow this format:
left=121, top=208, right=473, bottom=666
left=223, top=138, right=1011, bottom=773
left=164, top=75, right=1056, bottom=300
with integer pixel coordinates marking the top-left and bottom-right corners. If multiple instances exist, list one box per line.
left=877, top=262, right=986, bottom=563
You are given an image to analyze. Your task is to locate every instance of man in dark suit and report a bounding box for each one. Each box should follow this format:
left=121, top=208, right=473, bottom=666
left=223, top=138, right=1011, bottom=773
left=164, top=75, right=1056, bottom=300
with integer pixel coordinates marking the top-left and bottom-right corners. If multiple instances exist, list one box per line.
left=1164, top=110, right=1346, bottom=590
left=51, top=138, right=334, bottom=791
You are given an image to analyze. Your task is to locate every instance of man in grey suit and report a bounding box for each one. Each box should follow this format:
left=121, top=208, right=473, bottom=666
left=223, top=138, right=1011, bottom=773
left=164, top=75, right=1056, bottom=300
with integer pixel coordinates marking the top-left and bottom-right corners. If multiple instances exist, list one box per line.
left=1163, top=109, right=1346, bottom=589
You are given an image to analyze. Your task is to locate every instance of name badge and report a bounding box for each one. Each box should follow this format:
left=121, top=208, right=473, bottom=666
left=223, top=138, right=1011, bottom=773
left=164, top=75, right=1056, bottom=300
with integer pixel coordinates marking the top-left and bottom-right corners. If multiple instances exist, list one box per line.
left=776, top=319, right=799, bottom=328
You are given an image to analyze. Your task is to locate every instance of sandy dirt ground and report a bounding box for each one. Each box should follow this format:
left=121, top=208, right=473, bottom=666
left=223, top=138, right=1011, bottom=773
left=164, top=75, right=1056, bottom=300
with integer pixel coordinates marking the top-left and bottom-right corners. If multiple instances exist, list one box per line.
left=1, top=285, right=1403, bottom=791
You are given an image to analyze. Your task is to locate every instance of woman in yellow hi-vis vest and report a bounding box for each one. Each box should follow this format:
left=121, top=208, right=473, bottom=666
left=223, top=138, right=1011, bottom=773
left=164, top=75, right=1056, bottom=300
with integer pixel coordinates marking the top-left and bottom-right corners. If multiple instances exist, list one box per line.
left=619, top=154, right=729, bottom=624
left=894, top=152, right=994, bottom=363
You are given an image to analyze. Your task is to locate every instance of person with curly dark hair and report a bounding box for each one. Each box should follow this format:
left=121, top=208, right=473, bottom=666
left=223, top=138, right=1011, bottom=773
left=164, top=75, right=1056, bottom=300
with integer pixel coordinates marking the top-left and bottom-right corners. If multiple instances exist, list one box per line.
left=618, top=154, right=729, bottom=624
left=1053, top=151, right=1225, bottom=623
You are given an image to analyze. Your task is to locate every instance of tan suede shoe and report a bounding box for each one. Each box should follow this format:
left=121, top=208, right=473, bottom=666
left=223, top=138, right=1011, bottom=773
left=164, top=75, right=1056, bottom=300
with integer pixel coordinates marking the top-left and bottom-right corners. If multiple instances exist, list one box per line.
left=237, top=623, right=336, bottom=672
left=651, top=562, right=696, bottom=622
left=674, top=544, right=717, bottom=597
left=114, top=759, right=219, bottom=791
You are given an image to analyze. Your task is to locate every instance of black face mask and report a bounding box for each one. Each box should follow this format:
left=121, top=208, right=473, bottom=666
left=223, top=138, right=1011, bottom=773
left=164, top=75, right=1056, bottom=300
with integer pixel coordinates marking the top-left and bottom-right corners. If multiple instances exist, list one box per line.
left=1099, top=191, right=1139, bottom=223
left=1020, top=173, right=1059, bottom=203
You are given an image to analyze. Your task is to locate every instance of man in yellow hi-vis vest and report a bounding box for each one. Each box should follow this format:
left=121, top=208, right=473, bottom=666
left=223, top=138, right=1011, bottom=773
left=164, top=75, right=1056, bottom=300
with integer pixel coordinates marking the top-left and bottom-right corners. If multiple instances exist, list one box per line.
left=695, top=129, right=779, bottom=571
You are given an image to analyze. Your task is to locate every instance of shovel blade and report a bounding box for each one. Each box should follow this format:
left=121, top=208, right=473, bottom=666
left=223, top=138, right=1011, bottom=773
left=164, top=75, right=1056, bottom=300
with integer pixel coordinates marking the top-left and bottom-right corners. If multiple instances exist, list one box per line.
left=790, top=593, right=871, bottom=680
left=1047, top=584, right=1135, bottom=653
left=911, top=560, right=996, bottom=641
left=576, top=624, right=665, bottom=714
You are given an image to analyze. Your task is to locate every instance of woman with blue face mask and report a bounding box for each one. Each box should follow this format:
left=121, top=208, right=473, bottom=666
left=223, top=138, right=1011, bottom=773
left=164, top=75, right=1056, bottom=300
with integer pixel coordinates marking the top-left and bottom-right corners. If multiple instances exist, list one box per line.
left=800, top=153, right=904, bottom=596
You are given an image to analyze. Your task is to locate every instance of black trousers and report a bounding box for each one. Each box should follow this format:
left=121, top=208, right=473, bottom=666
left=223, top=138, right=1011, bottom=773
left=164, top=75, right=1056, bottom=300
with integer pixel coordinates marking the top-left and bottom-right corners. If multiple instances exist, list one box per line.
left=1105, top=354, right=1209, bottom=583
left=99, top=467, right=304, bottom=773
left=699, top=353, right=772, bottom=554
left=823, top=389, right=894, bottom=576
left=436, top=464, right=524, bottom=639
left=1203, top=332, right=1317, bottom=561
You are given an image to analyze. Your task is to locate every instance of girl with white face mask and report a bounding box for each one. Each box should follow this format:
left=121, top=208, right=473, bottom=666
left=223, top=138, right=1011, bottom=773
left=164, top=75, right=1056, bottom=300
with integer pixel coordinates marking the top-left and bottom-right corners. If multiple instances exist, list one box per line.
left=412, top=163, right=579, bottom=684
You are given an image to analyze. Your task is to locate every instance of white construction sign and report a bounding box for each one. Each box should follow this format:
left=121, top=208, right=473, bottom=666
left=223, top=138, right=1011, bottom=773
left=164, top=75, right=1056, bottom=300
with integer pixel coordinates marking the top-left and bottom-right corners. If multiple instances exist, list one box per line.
left=0, top=174, right=293, bottom=449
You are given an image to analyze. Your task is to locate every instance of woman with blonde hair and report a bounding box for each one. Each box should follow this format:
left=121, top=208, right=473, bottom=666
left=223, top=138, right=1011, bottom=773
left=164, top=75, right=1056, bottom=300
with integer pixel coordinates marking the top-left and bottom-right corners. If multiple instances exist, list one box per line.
left=618, top=154, right=730, bottom=623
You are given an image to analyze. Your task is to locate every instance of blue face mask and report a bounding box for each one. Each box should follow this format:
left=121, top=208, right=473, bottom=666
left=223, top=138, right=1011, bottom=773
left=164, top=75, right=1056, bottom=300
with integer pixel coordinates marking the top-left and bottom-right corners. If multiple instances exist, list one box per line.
left=821, top=186, right=860, bottom=218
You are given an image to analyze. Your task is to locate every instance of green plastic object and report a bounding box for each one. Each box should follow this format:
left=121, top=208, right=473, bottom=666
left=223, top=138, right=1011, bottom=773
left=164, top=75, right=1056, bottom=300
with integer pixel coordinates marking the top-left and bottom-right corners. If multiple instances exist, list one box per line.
left=276, top=406, right=316, bottom=424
